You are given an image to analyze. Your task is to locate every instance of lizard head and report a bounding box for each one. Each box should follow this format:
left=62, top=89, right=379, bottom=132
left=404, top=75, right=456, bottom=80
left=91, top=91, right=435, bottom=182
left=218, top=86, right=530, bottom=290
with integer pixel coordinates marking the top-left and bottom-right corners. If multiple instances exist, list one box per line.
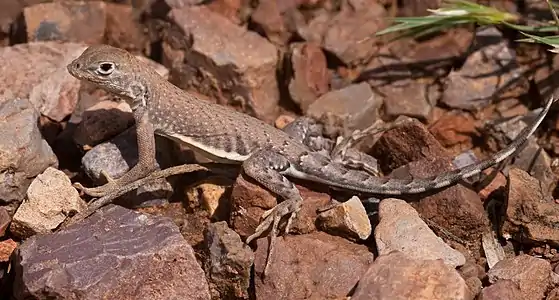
left=67, top=44, right=152, bottom=110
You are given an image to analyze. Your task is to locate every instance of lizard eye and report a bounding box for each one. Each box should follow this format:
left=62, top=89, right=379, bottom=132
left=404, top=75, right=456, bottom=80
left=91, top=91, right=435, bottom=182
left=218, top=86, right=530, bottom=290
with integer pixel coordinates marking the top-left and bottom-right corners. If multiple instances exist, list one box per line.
left=96, top=62, right=115, bottom=75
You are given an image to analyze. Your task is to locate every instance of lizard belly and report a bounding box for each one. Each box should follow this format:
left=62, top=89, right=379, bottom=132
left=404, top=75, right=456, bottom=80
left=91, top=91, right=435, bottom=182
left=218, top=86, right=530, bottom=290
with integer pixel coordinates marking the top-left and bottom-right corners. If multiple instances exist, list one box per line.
left=156, top=131, right=250, bottom=164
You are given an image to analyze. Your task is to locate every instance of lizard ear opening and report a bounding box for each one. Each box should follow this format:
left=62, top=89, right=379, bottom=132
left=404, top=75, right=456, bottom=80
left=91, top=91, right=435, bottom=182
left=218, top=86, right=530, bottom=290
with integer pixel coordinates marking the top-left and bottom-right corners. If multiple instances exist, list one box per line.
left=96, top=62, right=115, bottom=76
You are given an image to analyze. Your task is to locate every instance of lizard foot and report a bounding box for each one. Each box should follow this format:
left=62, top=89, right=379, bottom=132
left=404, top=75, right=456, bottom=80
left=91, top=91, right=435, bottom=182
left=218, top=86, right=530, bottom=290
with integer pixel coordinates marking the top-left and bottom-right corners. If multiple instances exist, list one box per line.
left=246, top=197, right=303, bottom=277
left=73, top=170, right=119, bottom=197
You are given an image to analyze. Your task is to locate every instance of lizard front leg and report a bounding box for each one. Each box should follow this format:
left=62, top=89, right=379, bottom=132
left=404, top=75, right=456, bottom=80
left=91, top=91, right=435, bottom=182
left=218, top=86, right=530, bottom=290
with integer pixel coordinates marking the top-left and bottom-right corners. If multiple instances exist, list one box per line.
left=74, top=107, right=159, bottom=197
left=242, top=148, right=304, bottom=276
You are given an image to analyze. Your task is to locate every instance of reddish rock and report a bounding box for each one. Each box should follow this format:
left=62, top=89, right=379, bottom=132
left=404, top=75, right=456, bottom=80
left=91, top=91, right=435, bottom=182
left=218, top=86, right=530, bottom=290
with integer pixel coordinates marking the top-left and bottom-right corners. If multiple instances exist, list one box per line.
left=105, top=3, right=149, bottom=54
left=286, top=42, right=330, bottom=113
left=479, top=280, right=523, bottom=300
left=487, top=254, right=552, bottom=300
left=254, top=232, right=374, bottom=299
left=12, top=205, right=211, bottom=300
left=351, top=251, right=473, bottom=300
left=162, top=5, right=279, bottom=122
left=23, top=1, right=106, bottom=44
left=0, top=239, right=17, bottom=262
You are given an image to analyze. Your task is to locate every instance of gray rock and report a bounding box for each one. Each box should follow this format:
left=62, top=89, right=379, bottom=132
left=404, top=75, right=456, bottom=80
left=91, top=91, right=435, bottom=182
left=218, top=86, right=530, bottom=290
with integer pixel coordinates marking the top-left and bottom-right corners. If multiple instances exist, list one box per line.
left=375, top=198, right=466, bottom=268
left=0, top=97, right=58, bottom=213
left=204, top=221, right=254, bottom=299
left=12, top=204, right=211, bottom=300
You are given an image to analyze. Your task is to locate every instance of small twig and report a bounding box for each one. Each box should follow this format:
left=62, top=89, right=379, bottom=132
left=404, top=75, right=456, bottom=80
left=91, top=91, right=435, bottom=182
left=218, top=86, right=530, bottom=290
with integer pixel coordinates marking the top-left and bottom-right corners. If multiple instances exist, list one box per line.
left=61, top=163, right=239, bottom=229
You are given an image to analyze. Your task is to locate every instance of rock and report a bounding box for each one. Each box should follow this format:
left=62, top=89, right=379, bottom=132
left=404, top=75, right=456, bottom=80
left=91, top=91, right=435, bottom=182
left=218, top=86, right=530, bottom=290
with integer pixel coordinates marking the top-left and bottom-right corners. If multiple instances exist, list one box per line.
left=0, top=207, right=10, bottom=237
left=0, top=239, right=17, bottom=262
left=254, top=232, right=374, bottom=299
left=23, top=1, right=106, bottom=44
left=479, top=280, right=523, bottom=300
left=286, top=42, right=330, bottom=113
left=0, top=42, right=86, bottom=122
left=104, top=3, right=149, bottom=53
left=442, top=27, right=524, bottom=111
left=306, top=82, right=382, bottom=138
left=351, top=251, right=473, bottom=300
left=204, top=221, right=254, bottom=299
left=206, top=0, right=249, bottom=25
left=382, top=80, right=435, bottom=121
left=375, top=198, right=466, bottom=268
left=230, top=173, right=331, bottom=238
left=371, top=119, right=491, bottom=246
left=317, top=195, right=371, bottom=240
left=428, top=111, right=478, bottom=151
left=72, top=100, right=134, bottom=149
left=0, top=0, right=23, bottom=45
left=10, top=167, right=86, bottom=239
left=162, top=5, right=279, bottom=122
left=502, top=168, right=559, bottom=243
left=485, top=110, right=557, bottom=192
left=12, top=204, right=211, bottom=300
left=184, top=176, right=234, bottom=221
left=298, top=0, right=387, bottom=65
left=81, top=127, right=175, bottom=207
left=487, top=254, right=552, bottom=300
left=0, top=97, right=58, bottom=213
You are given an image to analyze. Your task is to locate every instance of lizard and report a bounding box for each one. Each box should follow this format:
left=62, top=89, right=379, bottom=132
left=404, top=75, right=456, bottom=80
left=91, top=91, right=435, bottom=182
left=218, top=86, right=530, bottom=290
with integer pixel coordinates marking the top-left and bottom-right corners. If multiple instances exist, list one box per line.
left=66, top=44, right=556, bottom=275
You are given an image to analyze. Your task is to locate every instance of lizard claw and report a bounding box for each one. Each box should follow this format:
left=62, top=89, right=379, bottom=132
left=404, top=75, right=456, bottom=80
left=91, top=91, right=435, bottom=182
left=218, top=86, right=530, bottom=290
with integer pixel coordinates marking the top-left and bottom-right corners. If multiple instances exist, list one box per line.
left=246, top=197, right=303, bottom=277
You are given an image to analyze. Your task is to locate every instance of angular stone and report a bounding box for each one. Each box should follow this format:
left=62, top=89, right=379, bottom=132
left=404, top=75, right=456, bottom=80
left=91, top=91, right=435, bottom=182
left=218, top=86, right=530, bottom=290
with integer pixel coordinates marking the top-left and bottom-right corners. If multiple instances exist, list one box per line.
left=254, top=232, right=374, bottom=299
left=204, top=221, right=254, bottom=299
left=351, top=251, right=473, bottom=300
left=0, top=238, right=17, bottom=262
left=0, top=98, right=58, bottom=212
left=105, top=3, right=149, bottom=53
left=12, top=204, right=211, bottom=300
left=442, top=27, right=524, bottom=111
left=298, top=0, right=387, bottom=65
left=502, top=168, right=559, bottom=243
left=317, top=195, right=371, bottom=240
left=287, top=42, right=330, bottom=113
left=479, top=280, right=523, bottom=300
left=382, top=80, right=434, bottom=121
left=23, top=1, right=106, bottom=44
left=487, top=254, right=552, bottom=300
left=306, top=82, right=382, bottom=138
left=375, top=198, right=466, bottom=268
left=10, top=167, right=86, bottom=239
left=0, top=42, right=87, bottom=122
left=0, top=207, right=10, bottom=237
left=163, top=5, right=279, bottom=122
left=184, top=176, right=234, bottom=221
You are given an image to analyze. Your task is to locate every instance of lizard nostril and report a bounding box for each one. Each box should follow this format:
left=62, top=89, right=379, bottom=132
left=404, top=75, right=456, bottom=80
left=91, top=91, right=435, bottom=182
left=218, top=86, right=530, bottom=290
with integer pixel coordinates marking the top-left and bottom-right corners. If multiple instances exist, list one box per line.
left=75, top=63, right=80, bottom=69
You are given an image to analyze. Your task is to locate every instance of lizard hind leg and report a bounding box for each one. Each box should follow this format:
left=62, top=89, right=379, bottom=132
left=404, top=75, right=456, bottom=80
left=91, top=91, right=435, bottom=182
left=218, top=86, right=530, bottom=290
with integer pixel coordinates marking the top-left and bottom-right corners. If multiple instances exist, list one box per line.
left=242, top=149, right=304, bottom=276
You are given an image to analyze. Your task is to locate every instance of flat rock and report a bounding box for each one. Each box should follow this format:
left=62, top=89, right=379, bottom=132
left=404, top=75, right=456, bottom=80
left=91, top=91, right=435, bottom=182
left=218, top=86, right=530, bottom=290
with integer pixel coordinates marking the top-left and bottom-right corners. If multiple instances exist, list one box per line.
left=204, top=221, right=254, bottom=299
left=12, top=204, right=211, bottom=300
left=286, top=42, right=330, bottom=113
left=306, top=82, right=382, bottom=138
left=375, top=198, right=466, bottom=268
left=0, top=97, right=58, bottom=213
left=351, top=251, right=473, bottom=300
left=254, top=232, right=374, bottom=299
left=502, top=168, right=559, bottom=244
left=23, top=1, right=106, bottom=44
left=317, top=195, right=371, bottom=240
left=10, top=167, right=86, bottom=239
left=0, top=207, right=10, bottom=237
left=442, top=27, right=523, bottom=111
left=163, top=5, right=279, bottom=122
left=0, top=42, right=87, bottom=122
left=479, top=280, right=523, bottom=300
left=487, top=254, right=552, bottom=300
left=0, top=238, right=17, bottom=262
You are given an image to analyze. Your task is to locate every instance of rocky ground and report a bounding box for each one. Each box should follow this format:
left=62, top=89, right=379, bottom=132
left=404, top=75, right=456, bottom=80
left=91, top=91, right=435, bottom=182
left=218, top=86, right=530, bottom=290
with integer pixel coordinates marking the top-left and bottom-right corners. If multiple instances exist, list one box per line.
left=1, top=0, right=559, bottom=299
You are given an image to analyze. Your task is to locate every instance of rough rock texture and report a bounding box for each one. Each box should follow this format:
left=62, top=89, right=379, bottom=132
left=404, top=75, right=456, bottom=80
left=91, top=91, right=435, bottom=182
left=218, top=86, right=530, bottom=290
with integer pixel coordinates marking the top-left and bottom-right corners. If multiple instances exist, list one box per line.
left=204, top=221, right=254, bottom=299
left=0, top=97, right=58, bottom=212
left=486, top=254, right=552, bottom=300
left=162, top=5, right=279, bottom=122
left=502, top=168, right=559, bottom=243
left=12, top=204, right=211, bottom=300
left=351, top=251, right=474, bottom=300
left=375, top=198, right=466, bottom=268
left=10, top=167, right=86, bottom=239
left=317, top=195, right=372, bottom=240
left=0, top=42, right=87, bottom=121
left=254, top=232, right=374, bottom=299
